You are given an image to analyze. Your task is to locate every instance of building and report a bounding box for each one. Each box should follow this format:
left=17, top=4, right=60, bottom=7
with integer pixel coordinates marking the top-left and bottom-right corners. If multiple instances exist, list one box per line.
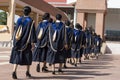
left=0, top=0, right=68, bottom=41
left=44, top=0, right=120, bottom=40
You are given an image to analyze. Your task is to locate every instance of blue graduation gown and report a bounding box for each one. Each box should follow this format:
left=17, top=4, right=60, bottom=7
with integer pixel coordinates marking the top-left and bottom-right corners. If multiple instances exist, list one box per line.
left=65, top=27, right=73, bottom=58
left=94, top=36, right=102, bottom=54
left=85, top=31, right=92, bottom=54
left=71, top=29, right=83, bottom=58
left=46, top=22, right=66, bottom=64
left=9, top=16, right=37, bottom=65
left=33, top=21, right=49, bottom=62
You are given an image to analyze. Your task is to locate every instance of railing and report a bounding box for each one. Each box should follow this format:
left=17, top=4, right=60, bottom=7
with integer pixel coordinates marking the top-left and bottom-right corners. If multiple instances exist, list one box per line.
left=105, top=30, right=120, bottom=41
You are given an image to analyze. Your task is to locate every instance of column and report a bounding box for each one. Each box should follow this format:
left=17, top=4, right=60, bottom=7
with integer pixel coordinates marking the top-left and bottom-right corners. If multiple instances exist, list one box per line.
left=73, top=6, right=77, bottom=28
left=7, top=0, right=16, bottom=39
left=95, top=13, right=105, bottom=39
left=76, top=12, right=85, bottom=28
left=35, top=13, right=39, bottom=28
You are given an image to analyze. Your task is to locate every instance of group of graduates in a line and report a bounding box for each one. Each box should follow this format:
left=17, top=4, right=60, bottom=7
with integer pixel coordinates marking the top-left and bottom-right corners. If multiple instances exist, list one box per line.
left=9, top=6, right=102, bottom=79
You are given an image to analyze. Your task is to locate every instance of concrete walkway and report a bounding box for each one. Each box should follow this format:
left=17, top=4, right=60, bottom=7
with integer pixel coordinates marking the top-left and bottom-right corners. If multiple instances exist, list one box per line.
left=0, top=48, right=120, bottom=80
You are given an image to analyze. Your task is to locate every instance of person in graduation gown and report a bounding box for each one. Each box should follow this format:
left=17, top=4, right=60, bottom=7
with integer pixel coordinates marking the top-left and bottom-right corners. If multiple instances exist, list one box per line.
left=46, top=14, right=66, bottom=74
left=63, top=20, right=73, bottom=68
left=84, top=28, right=92, bottom=60
left=33, top=13, right=50, bottom=72
left=9, top=6, right=37, bottom=79
left=71, top=23, right=83, bottom=67
left=94, top=34, right=102, bottom=59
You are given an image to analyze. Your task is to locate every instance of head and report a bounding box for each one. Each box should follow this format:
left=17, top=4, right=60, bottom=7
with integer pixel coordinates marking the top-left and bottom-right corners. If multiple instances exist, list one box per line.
left=23, top=6, right=31, bottom=16
left=65, top=20, right=70, bottom=26
left=98, top=35, right=100, bottom=38
left=42, top=13, right=50, bottom=20
left=75, top=23, right=82, bottom=30
left=56, top=14, right=62, bottom=20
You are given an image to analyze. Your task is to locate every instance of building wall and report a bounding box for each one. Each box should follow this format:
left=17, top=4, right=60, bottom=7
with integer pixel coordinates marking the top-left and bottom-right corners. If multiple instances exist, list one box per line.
left=87, top=13, right=96, bottom=29
left=105, top=9, right=120, bottom=31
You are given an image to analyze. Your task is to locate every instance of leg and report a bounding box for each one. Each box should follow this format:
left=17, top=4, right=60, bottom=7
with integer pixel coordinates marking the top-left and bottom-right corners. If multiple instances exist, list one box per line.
left=52, top=64, right=55, bottom=74
left=12, top=64, right=18, bottom=79
left=26, top=65, right=31, bottom=78
left=42, top=61, right=49, bottom=72
left=58, top=63, right=63, bottom=73
left=36, top=62, right=40, bottom=72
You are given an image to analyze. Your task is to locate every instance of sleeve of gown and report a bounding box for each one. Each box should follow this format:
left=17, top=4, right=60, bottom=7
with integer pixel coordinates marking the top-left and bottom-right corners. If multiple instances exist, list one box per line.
left=30, top=23, right=37, bottom=43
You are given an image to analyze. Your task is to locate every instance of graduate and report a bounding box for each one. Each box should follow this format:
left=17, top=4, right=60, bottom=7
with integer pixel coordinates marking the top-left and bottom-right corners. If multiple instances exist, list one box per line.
left=84, top=28, right=92, bottom=60
left=9, top=6, right=36, bottom=79
left=64, top=20, right=73, bottom=68
left=46, top=14, right=66, bottom=74
left=94, top=35, right=102, bottom=59
left=71, top=23, right=83, bottom=67
left=33, top=13, right=50, bottom=72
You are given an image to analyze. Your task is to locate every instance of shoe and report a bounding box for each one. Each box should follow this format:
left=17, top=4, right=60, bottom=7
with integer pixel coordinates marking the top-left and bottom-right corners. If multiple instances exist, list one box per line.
left=26, top=71, right=31, bottom=78
left=63, top=64, right=67, bottom=68
left=49, top=64, right=52, bottom=66
left=52, top=71, right=55, bottom=75
left=44, top=66, right=48, bottom=68
left=12, top=72, right=17, bottom=79
left=42, top=67, right=49, bottom=72
left=74, top=64, right=77, bottom=67
left=67, top=61, right=70, bottom=63
left=36, top=64, right=40, bottom=72
left=58, top=69, right=63, bottom=74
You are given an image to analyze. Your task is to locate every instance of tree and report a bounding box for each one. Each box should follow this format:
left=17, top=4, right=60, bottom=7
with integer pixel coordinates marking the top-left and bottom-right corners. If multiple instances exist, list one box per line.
left=0, top=11, right=7, bottom=25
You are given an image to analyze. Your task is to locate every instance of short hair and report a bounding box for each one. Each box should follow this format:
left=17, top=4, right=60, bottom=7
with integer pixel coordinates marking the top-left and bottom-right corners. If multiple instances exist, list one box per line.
left=49, top=18, right=53, bottom=23
left=65, top=20, right=70, bottom=26
left=23, top=6, right=31, bottom=13
left=75, top=23, right=82, bottom=30
left=56, top=14, right=62, bottom=20
left=42, top=13, right=50, bottom=20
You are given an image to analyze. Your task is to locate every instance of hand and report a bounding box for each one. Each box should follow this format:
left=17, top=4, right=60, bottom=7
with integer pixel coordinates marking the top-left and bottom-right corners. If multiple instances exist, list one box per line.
left=31, top=43, right=35, bottom=51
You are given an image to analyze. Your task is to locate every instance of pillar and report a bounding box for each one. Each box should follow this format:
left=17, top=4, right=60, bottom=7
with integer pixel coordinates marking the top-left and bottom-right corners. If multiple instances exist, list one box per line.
left=95, top=13, right=105, bottom=39
left=35, top=13, right=39, bottom=28
left=7, top=0, right=16, bottom=39
left=73, top=7, right=77, bottom=27
left=76, top=12, right=85, bottom=29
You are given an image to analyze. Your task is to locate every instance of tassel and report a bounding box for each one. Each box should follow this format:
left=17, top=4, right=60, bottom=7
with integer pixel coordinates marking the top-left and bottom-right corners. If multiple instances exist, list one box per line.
left=15, top=25, right=22, bottom=40
left=38, top=28, right=43, bottom=40
left=53, top=30, right=57, bottom=42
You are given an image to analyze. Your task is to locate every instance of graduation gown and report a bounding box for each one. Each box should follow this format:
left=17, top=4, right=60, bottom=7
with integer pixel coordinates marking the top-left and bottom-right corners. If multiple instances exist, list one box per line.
left=85, top=31, right=92, bottom=54
left=65, top=27, right=73, bottom=58
left=9, top=16, right=37, bottom=65
left=71, top=29, right=83, bottom=58
left=94, top=36, right=102, bottom=53
left=46, top=22, right=66, bottom=64
left=32, top=21, right=49, bottom=62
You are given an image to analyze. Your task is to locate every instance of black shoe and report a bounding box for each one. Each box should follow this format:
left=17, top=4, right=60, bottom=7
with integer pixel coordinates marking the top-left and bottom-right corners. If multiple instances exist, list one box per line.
left=44, top=66, right=48, bottom=68
left=58, top=69, right=63, bottom=74
left=63, top=64, right=67, bottom=68
left=52, top=71, right=55, bottom=75
left=74, top=64, right=77, bottom=67
left=12, top=72, right=17, bottom=79
left=79, top=60, right=82, bottom=64
left=67, top=61, right=70, bottom=63
left=49, top=64, right=52, bottom=66
left=36, top=64, right=40, bottom=72
left=26, top=71, right=31, bottom=78
left=42, top=67, right=49, bottom=72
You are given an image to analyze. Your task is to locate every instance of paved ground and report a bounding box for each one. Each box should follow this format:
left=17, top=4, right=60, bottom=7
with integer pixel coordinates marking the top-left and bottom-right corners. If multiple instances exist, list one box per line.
left=0, top=47, right=120, bottom=80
